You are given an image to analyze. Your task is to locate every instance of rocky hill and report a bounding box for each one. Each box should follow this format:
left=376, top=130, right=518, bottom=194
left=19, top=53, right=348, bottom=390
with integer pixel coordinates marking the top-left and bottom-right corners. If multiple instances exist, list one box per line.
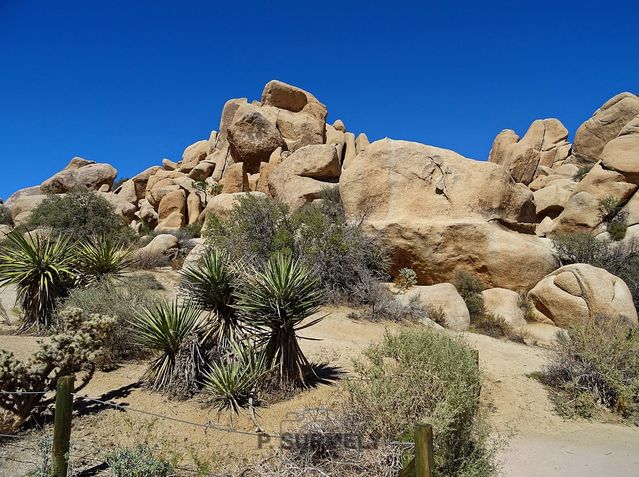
left=3, top=80, right=639, bottom=337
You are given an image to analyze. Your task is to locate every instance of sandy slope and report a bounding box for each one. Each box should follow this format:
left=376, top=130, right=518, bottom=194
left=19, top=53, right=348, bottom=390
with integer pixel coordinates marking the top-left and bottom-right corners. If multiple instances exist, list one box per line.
left=464, top=333, right=639, bottom=477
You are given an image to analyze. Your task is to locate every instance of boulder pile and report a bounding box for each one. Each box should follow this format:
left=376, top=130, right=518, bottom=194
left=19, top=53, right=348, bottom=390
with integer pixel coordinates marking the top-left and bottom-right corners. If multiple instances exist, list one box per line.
left=4, top=82, right=639, bottom=335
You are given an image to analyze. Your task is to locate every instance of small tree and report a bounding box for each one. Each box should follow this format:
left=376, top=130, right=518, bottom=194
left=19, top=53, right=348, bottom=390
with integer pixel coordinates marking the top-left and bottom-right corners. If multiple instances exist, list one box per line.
left=0, top=308, right=114, bottom=430
left=27, top=189, right=134, bottom=243
left=235, top=253, right=323, bottom=389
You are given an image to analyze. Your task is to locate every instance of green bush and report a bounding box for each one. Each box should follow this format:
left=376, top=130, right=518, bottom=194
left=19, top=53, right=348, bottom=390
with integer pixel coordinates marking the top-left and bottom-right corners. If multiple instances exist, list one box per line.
left=62, top=277, right=160, bottom=369
left=203, top=192, right=387, bottom=301
left=607, top=218, right=628, bottom=241
left=0, top=204, right=12, bottom=226
left=27, top=189, right=135, bottom=243
left=106, top=444, right=174, bottom=477
left=347, top=329, right=497, bottom=476
left=542, top=316, right=639, bottom=421
left=454, top=271, right=487, bottom=320
left=552, top=233, right=639, bottom=309
left=598, top=196, right=628, bottom=241
left=395, top=267, right=417, bottom=292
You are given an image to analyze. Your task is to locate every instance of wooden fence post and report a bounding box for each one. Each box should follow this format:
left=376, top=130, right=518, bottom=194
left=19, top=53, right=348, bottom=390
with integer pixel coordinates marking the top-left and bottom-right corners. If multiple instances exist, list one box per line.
left=414, top=423, right=434, bottom=477
left=51, top=375, right=74, bottom=477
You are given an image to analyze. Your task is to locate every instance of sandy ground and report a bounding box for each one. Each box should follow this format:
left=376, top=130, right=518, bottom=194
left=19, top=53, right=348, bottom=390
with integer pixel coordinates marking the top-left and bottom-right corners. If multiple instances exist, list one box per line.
left=1, top=276, right=638, bottom=475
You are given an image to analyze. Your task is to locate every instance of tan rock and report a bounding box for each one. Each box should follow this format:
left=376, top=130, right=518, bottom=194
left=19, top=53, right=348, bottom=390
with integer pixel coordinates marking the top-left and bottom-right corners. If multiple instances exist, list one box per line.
left=158, top=189, right=186, bottom=222
left=188, top=161, right=215, bottom=181
left=573, top=92, right=639, bottom=163
left=141, top=234, right=179, bottom=256
left=200, top=192, right=266, bottom=224
left=227, top=109, right=286, bottom=173
left=162, top=159, right=178, bottom=171
left=533, top=179, right=577, bottom=220
left=392, top=283, right=470, bottom=331
left=481, top=288, right=527, bottom=328
left=268, top=144, right=341, bottom=209
left=155, top=211, right=185, bottom=231
left=274, top=107, right=325, bottom=152
left=342, top=132, right=357, bottom=169
left=100, top=192, right=137, bottom=220
left=217, top=98, right=248, bottom=144
left=355, top=133, right=370, bottom=153
left=220, top=162, right=249, bottom=193
left=182, top=140, right=212, bottom=169
left=261, top=80, right=327, bottom=121
left=269, top=147, right=283, bottom=166
left=114, top=179, right=138, bottom=204
left=601, top=115, right=639, bottom=184
left=528, top=264, right=638, bottom=328
left=332, top=119, right=346, bottom=132
left=488, top=119, right=570, bottom=184
left=256, top=163, right=275, bottom=195
left=41, top=160, right=117, bottom=193
left=8, top=194, right=47, bottom=222
left=340, top=139, right=556, bottom=290
left=132, top=166, right=161, bottom=200
left=136, top=199, right=158, bottom=228
left=187, top=192, right=202, bottom=225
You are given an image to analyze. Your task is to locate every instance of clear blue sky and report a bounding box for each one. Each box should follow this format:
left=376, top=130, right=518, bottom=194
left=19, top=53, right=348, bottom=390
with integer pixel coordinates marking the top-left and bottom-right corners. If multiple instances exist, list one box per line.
left=1, top=0, right=638, bottom=199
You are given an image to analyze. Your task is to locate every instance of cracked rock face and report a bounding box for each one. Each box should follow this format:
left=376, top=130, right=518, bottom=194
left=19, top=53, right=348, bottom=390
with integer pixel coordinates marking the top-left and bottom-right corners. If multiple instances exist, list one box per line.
left=339, top=138, right=557, bottom=290
left=528, top=264, right=638, bottom=328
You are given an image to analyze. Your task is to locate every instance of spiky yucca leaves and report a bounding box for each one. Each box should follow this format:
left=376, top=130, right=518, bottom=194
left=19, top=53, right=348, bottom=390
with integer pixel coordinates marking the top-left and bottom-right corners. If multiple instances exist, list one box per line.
left=0, top=231, right=76, bottom=331
left=130, top=300, right=206, bottom=391
left=77, top=235, right=133, bottom=284
left=235, top=253, right=324, bottom=389
left=179, top=249, right=242, bottom=347
left=202, top=340, right=267, bottom=414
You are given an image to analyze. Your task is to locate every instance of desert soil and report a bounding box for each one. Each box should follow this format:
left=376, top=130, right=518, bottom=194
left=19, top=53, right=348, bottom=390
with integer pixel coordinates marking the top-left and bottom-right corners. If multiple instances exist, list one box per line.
left=1, top=279, right=638, bottom=476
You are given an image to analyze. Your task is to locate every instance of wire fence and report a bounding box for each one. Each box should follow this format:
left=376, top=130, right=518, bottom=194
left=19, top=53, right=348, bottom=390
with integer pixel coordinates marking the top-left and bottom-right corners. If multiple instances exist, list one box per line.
left=0, top=388, right=420, bottom=476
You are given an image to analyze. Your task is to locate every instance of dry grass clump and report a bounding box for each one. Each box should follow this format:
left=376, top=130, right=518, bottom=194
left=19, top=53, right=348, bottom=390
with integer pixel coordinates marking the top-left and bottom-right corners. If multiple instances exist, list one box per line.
left=540, top=316, right=639, bottom=421
left=347, top=281, right=427, bottom=322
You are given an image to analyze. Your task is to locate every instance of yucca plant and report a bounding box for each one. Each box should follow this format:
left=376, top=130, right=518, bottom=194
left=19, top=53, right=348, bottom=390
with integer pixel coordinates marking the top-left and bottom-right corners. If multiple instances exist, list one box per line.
left=77, top=235, right=133, bottom=284
left=130, top=300, right=206, bottom=390
left=201, top=340, right=268, bottom=414
left=235, top=253, right=324, bottom=389
left=179, top=249, right=242, bottom=347
left=0, top=231, right=76, bottom=331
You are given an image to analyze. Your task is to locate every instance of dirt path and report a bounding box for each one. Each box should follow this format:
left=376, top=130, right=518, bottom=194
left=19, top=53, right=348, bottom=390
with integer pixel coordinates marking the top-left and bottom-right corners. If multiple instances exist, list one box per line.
left=463, top=333, right=639, bottom=476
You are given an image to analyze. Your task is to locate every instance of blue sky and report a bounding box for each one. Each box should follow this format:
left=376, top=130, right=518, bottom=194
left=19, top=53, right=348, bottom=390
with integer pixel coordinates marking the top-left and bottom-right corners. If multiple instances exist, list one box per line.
left=1, top=0, right=637, bottom=199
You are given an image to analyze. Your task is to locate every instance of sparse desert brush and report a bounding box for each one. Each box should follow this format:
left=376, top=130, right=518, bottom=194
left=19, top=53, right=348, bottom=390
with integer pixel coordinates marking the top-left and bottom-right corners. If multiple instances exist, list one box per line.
left=0, top=204, right=12, bottom=226
left=0, top=307, right=114, bottom=431
left=346, top=329, right=498, bottom=476
left=541, top=315, right=639, bottom=421
left=203, top=192, right=388, bottom=301
left=106, top=444, right=174, bottom=477
left=62, top=277, right=161, bottom=369
left=349, top=280, right=427, bottom=322
left=395, top=267, right=417, bottom=292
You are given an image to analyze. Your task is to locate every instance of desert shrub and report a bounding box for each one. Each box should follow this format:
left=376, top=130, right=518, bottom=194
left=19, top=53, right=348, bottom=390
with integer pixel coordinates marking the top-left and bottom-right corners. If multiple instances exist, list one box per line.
left=183, top=221, right=203, bottom=238
left=179, top=249, right=242, bottom=347
left=347, top=329, right=497, bottom=476
left=454, top=271, right=486, bottom=320
left=130, top=300, right=207, bottom=392
left=27, top=189, right=135, bottom=243
left=235, top=253, right=323, bottom=389
left=573, top=164, right=594, bottom=181
left=76, top=235, right=133, bottom=284
left=472, top=313, right=512, bottom=338
left=598, top=196, right=628, bottom=241
left=61, top=277, right=160, bottom=368
left=0, top=231, right=76, bottom=331
left=542, top=316, right=639, bottom=420
left=132, top=250, right=172, bottom=270
left=203, top=193, right=388, bottom=301
left=0, top=204, right=12, bottom=225
left=106, top=444, right=174, bottom=477
left=201, top=340, right=267, bottom=414
left=0, top=308, right=114, bottom=430
left=350, top=281, right=428, bottom=322
left=395, top=267, right=417, bottom=292
left=552, top=233, right=639, bottom=308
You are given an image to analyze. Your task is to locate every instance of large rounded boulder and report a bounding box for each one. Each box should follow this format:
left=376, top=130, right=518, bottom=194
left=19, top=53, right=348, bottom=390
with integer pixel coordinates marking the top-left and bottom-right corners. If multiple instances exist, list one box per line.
left=528, top=264, right=638, bottom=328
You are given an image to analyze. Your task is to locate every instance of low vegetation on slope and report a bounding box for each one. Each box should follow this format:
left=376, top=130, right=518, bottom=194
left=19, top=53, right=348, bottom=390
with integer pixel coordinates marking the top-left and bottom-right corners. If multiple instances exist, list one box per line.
left=540, top=316, right=639, bottom=422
